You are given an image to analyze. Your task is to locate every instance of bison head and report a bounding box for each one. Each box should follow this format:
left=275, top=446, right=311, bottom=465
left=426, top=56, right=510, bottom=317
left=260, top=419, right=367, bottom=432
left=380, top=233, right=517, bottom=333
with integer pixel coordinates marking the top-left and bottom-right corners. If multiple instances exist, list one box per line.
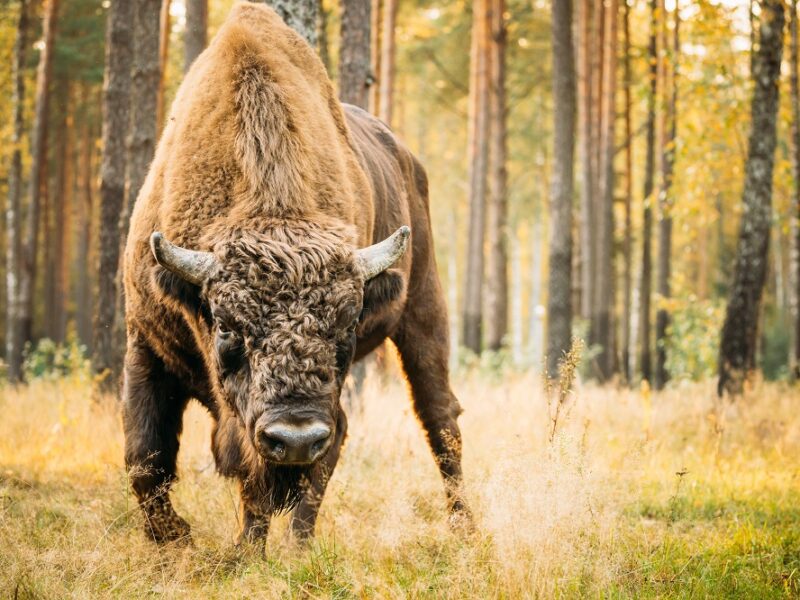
left=149, top=224, right=409, bottom=467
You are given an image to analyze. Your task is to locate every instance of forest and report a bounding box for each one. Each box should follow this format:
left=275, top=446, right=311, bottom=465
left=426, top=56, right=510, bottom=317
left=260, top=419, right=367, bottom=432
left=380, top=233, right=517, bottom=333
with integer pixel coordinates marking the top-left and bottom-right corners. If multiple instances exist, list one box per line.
left=2, top=0, right=800, bottom=596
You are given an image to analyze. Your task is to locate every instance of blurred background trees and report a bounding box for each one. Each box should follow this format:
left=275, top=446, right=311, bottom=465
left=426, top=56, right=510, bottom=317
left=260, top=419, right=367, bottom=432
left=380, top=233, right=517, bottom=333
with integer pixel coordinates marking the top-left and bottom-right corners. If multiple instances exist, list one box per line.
left=0, top=0, right=797, bottom=393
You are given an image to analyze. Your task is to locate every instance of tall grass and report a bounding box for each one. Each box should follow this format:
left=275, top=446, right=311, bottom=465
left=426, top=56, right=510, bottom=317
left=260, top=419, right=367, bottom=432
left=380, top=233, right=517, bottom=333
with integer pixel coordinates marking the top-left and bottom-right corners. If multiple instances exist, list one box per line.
left=2, top=370, right=800, bottom=597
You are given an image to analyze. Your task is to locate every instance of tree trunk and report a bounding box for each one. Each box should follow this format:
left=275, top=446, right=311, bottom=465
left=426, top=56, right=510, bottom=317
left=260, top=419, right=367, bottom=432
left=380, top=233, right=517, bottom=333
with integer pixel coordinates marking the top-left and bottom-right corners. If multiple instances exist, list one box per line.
left=791, top=0, right=800, bottom=380
left=639, top=0, right=658, bottom=384
left=369, top=0, right=381, bottom=114
left=447, top=210, right=459, bottom=369
left=546, top=0, right=576, bottom=379
left=486, top=0, right=508, bottom=351
left=6, top=0, right=29, bottom=381
left=264, top=0, right=318, bottom=46
left=318, top=0, right=331, bottom=71
left=595, top=0, right=617, bottom=381
left=462, top=0, right=491, bottom=354
left=621, top=0, right=633, bottom=383
left=76, top=111, right=94, bottom=348
left=50, top=85, right=71, bottom=343
left=114, top=0, right=161, bottom=363
left=157, top=0, right=171, bottom=132
left=378, top=0, right=397, bottom=126
left=93, top=0, right=133, bottom=394
left=588, top=0, right=604, bottom=341
left=718, top=0, right=785, bottom=396
left=339, top=0, right=372, bottom=109
left=529, top=220, right=544, bottom=368
left=19, top=0, right=59, bottom=367
left=655, top=0, right=679, bottom=391
left=184, top=0, right=206, bottom=73
left=578, top=0, right=594, bottom=321
left=510, top=231, right=523, bottom=365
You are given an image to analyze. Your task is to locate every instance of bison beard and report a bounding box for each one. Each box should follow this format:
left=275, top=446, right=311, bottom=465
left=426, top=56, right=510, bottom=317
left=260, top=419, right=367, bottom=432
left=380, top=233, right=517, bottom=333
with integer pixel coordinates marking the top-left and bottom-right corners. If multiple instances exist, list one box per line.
left=246, top=463, right=310, bottom=514
left=122, top=1, right=469, bottom=548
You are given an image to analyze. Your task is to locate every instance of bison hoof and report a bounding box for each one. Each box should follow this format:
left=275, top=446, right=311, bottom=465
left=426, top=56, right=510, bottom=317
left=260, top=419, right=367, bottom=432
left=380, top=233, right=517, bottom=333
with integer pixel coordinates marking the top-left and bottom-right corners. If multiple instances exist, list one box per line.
left=448, top=504, right=475, bottom=534
left=144, top=511, right=192, bottom=545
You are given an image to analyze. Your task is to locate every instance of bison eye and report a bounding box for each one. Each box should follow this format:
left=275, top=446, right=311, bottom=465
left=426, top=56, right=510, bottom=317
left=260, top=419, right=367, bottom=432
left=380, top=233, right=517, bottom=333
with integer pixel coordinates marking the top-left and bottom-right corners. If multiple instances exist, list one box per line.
left=216, top=325, right=244, bottom=375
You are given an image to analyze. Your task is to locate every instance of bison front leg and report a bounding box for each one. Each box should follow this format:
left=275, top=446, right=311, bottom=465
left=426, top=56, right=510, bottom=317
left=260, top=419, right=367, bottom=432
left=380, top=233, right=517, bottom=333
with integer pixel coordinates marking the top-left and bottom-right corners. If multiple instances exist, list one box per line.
left=392, top=274, right=471, bottom=525
left=236, top=486, right=271, bottom=548
left=122, top=336, right=191, bottom=544
left=290, top=410, right=348, bottom=541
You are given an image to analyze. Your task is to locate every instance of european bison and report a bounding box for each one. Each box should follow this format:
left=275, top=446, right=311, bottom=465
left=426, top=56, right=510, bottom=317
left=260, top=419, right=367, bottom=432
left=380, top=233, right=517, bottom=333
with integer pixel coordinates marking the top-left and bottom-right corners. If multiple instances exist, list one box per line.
left=122, top=2, right=468, bottom=545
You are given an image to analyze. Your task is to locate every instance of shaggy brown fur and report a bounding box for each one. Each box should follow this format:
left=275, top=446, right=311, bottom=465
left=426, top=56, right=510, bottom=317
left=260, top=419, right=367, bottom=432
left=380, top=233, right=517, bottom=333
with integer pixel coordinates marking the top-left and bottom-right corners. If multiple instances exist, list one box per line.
left=123, top=1, right=467, bottom=546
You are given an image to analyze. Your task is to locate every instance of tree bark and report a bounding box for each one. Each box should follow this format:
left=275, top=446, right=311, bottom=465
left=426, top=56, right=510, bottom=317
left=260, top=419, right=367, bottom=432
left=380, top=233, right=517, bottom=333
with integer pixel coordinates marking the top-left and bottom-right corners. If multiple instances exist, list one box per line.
left=264, top=0, right=318, bottom=46
left=639, top=0, right=658, bottom=384
left=19, top=0, right=59, bottom=367
left=546, top=0, right=576, bottom=379
left=6, top=0, right=29, bottom=381
left=462, top=0, right=491, bottom=354
left=595, top=0, right=617, bottom=381
left=378, top=0, right=398, bottom=125
left=486, top=0, right=508, bottom=351
left=369, top=0, right=381, bottom=114
left=654, top=0, right=679, bottom=390
left=621, top=0, right=633, bottom=383
left=510, top=231, right=523, bottom=365
left=339, top=0, right=372, bottom=109
left=791, top=0, right=800, bottom=380
left=157, top=0, right=171, bottom=132
left=50, top=84, right=71, bottom=343
left=578, top=0, right=594, bottom=321
left=718, top=0, right=785, bottom=396
left=76, top=110, right=94, bottom=348
left=529, top=221, right=544, bottom=368
left=113, top=0, right=161, bottom=373
left=93, top=0, right=133, bottom=394
left=318, top=0, right=331, bottom=71
left=184, top=0, right=206, bottom=73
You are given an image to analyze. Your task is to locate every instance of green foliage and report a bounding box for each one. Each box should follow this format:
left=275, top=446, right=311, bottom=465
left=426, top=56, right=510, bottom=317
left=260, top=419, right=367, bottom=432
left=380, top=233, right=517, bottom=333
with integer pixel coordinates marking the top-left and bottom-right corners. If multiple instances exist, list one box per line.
left=663, top=296, right=724, bottom=382
left=53, top=0, right=106, bottom=85
left=760, top=308, right=791, bottom=382
left=23, top=332, right=89, bottom=381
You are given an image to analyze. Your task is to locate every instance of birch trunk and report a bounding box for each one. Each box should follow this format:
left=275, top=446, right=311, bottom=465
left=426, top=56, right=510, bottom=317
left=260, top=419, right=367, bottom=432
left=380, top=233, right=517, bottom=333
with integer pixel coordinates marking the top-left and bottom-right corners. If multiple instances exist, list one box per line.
left=6, top=0, right=29, bottom=381
left=718, top=0, right=785, bottom=396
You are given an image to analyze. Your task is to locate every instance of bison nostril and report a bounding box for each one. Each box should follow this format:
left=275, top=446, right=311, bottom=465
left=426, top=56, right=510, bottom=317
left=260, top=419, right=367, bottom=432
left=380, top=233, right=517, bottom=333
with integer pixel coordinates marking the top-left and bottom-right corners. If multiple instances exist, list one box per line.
left=256, top=421, right=332, bottom=463
left=259, top=432, right=287, bottom=458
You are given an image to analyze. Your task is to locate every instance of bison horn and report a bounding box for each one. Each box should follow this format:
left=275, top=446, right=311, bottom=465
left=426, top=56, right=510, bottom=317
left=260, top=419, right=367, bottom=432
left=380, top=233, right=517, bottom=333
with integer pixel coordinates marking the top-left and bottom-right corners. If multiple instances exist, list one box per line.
left=356, top=226, right=411, bottom=280
left=150, top=232, right=217, bottom=286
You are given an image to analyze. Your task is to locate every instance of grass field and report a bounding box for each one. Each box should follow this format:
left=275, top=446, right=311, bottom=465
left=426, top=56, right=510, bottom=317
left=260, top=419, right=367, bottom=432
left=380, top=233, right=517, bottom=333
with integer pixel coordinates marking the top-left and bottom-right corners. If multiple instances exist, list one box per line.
left=2, top=368, right=800, bottom=598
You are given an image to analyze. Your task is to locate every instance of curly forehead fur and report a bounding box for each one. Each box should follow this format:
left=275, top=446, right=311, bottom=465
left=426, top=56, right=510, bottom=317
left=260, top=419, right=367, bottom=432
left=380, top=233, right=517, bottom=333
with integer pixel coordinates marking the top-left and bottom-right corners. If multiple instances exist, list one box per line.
left=208, top=223, right=363, bottom=402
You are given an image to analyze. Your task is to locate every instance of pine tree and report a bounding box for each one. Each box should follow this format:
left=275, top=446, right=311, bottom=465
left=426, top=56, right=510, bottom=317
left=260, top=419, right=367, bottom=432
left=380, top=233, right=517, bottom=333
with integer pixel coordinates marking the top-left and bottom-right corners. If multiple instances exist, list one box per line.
left=546, top=0, right=577, bottom=379
left=93, top=0, right=133, bottom=393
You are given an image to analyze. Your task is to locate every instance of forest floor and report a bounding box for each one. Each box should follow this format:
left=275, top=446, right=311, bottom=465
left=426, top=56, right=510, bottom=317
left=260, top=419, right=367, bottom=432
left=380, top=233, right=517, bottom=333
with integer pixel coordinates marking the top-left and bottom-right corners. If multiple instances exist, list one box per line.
left=2, top=369, right=800, bottom=598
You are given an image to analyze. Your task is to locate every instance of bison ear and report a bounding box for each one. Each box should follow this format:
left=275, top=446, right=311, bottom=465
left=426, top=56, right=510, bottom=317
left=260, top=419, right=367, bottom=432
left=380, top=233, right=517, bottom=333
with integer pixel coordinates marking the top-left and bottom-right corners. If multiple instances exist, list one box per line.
left=151, top=265, right=211, bottom=323
left=360, top=268, right=405, bottom=321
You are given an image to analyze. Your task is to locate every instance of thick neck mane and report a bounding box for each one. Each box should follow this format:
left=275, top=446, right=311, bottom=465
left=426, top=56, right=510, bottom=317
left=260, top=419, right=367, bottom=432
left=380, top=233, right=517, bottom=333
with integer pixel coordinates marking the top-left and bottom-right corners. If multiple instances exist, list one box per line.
left=148, top=2, right=372, bottom=247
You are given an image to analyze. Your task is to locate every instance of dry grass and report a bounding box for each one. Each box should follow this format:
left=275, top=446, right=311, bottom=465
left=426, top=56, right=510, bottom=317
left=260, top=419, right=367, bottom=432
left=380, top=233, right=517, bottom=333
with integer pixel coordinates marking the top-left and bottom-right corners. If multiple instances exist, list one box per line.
left=2, top=369, right=800, bottom=598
